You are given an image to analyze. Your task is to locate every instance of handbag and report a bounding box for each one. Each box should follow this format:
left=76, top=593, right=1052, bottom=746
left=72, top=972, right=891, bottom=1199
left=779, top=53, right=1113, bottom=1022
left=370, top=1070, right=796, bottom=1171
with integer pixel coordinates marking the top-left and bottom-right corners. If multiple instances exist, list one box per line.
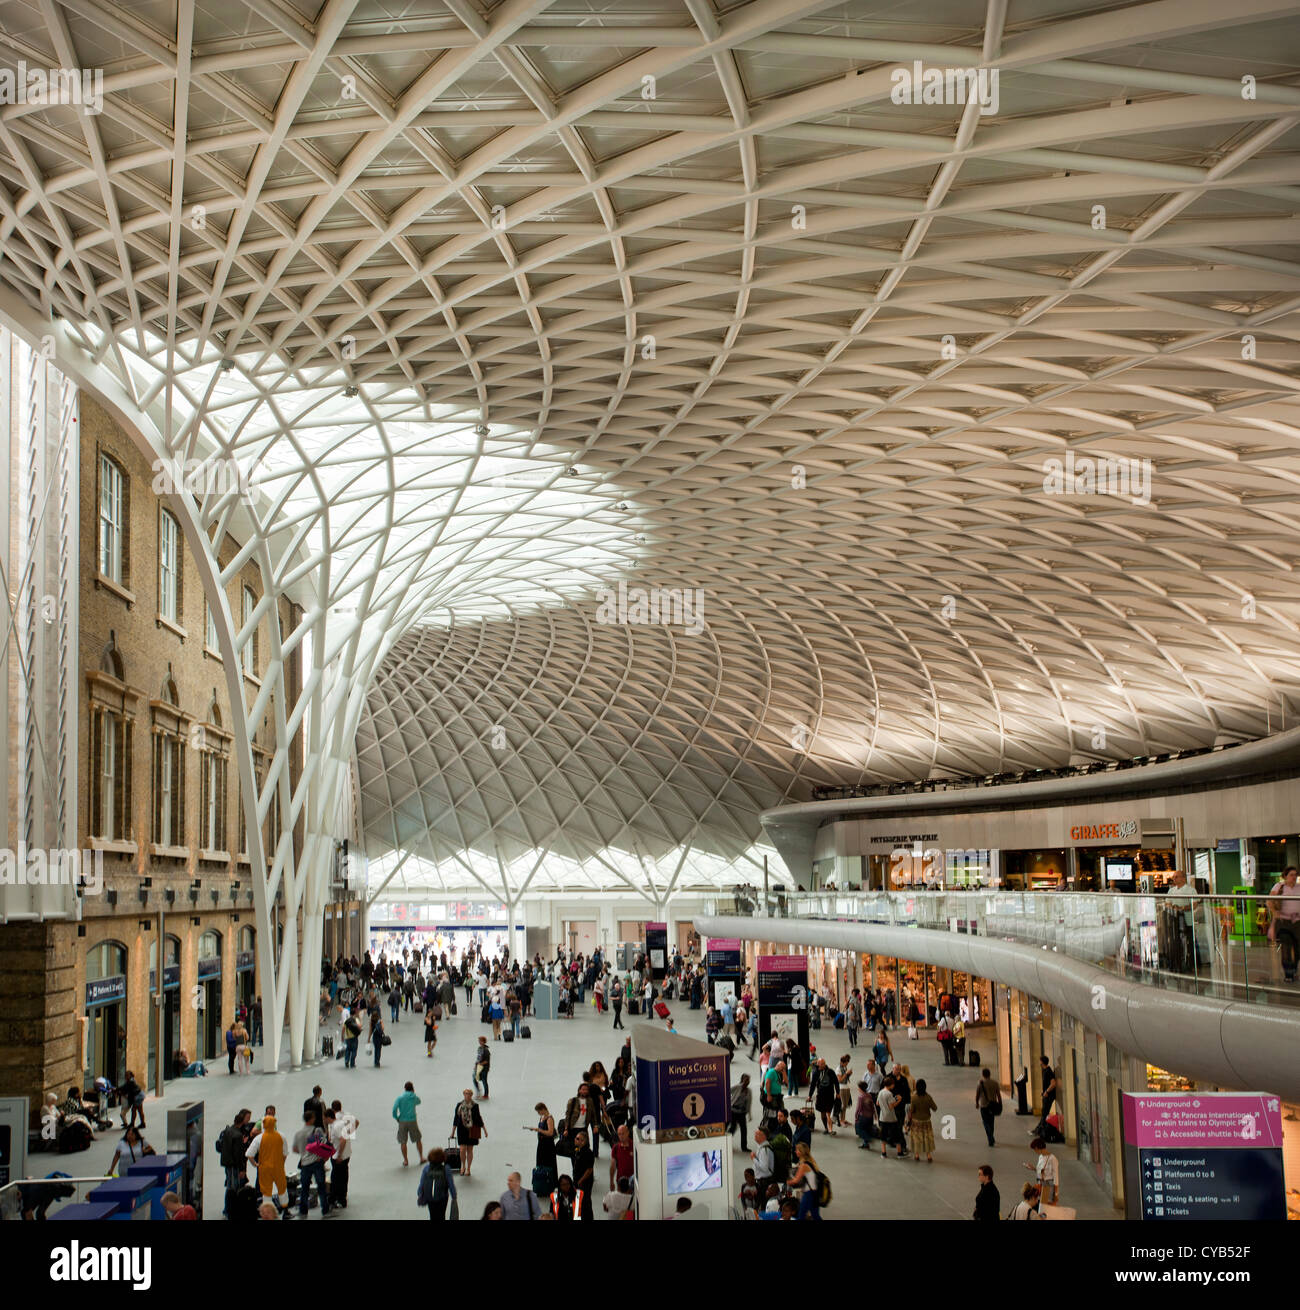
left=556, top=1130, right=575, bottom=1159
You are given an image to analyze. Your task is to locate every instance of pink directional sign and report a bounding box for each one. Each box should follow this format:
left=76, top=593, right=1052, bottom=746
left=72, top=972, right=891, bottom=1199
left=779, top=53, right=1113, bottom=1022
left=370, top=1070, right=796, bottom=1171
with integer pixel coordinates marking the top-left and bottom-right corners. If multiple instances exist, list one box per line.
left=1121, top=1092, right=1286, bottom=1220
left=708, top=938, right=742, bottom=951
left=1122, top=1092, right=1283, bottom=1149
left=757, top=955, right=805, bottom=970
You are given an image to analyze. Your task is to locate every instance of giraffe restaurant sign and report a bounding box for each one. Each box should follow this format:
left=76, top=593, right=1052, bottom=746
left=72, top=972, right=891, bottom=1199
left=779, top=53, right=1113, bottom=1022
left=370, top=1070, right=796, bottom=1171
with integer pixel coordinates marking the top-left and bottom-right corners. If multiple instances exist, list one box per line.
left=1069, top=819, right=1139, bottom=843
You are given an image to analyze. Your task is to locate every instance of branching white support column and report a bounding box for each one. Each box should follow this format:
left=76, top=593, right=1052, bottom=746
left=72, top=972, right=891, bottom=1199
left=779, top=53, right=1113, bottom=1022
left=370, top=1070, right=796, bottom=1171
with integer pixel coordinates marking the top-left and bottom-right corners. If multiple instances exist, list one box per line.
left=366, top=850, right=413, bottom=909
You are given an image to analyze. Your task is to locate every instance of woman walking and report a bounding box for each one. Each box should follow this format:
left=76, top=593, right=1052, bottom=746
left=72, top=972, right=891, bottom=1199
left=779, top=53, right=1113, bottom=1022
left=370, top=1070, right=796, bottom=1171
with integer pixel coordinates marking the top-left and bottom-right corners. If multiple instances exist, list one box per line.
left=906, top=1077, right=938, bottom=1163
left=424, top=1008, right=438, bottom=1058
left=230, top=1019, right=252, bottom=1074
left=528, top=1101, right=558, bottom=1198
left=452, top=1089, right=486, bottom=1177
left=790, top=1142, right=822, bottom=1220
left=836, top=1054, right=854, bottom=1126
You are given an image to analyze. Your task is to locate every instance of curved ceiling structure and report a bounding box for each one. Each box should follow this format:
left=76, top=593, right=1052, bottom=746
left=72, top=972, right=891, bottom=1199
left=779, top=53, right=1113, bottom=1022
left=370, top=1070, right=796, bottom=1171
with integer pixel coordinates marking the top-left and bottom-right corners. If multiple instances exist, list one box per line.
left=3, top=0, right=1300, bottom=895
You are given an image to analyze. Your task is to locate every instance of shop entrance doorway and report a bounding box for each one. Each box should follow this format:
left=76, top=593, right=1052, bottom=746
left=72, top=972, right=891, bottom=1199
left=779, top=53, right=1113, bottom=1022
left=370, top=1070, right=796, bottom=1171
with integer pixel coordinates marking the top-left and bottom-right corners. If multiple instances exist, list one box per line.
left=196, top=931, right=223, bottom=1062
left=236, top=926, right=256, bottom=1018
left=84, top=942, right=127, bottom=1090
left=148, top=935, right=182, bottom=1080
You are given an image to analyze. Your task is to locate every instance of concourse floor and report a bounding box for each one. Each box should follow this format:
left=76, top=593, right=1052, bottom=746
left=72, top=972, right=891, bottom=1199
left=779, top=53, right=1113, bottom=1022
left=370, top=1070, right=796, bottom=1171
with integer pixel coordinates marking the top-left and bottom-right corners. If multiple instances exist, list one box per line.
left=70, top=1001, right=1118, bottom=1220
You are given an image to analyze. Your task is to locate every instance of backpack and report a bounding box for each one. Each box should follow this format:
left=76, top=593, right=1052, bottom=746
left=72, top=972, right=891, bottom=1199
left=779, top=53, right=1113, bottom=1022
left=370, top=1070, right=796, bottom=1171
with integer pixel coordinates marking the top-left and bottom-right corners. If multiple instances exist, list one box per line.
left=816, top=1171, right=832, bottom=1207
left=770, top=1133, right=791, bottom=1180
left=417, top=1164, right=433, bottom=1208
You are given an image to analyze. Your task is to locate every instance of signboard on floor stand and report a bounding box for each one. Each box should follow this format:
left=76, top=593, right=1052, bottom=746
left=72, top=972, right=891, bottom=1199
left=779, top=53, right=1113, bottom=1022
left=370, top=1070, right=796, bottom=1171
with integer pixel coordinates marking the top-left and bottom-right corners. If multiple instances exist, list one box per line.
left=632, top=1026, right=731, bottom=1220
left=1120, top=1092, right=1286, bottom=1221
left=646, top=923, right=668, bottom=979
left=756, top=954, right=809, bottom=1050
left=706, top=937, right=743, bottom=1012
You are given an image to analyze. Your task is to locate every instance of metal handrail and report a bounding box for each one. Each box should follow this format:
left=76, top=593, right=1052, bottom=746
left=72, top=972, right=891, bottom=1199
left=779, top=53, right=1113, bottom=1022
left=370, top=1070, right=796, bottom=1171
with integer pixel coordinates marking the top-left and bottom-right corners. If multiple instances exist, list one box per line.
left=704, top=888, right=1300, bottom=1009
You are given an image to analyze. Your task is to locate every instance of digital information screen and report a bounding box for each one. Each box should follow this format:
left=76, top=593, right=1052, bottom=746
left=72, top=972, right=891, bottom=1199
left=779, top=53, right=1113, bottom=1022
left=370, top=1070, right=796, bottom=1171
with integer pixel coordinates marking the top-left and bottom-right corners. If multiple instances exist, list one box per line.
left=665, top=1149, right=723, bottom=1195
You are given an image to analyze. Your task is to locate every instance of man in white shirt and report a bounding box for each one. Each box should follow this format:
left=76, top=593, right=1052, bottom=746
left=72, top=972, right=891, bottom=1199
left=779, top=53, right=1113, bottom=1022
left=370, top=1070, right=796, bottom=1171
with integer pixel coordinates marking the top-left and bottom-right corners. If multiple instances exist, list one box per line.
left=876, top=1082, right=904, bottom=1158
left=603, top=1176, right=633, bottom=1219
left=1165, top=870, right=1210, bottom=969
left=751, top=1128, right=775, bottom=1197
left=863, top=1059, right=884, bottom=1096
left=326, top=1106, right=357, bottom=1209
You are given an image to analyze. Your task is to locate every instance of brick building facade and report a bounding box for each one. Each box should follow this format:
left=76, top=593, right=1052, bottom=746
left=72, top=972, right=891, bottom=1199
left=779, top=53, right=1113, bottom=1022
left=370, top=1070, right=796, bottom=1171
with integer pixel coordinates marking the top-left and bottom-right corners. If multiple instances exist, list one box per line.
left=2, top=373, right=360, bottom=1118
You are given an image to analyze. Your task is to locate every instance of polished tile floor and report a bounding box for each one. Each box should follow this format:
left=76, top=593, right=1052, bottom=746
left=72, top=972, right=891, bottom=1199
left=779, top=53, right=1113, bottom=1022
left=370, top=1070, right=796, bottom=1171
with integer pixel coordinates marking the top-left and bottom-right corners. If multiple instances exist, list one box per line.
left=67, top=1000, right=1119, bottom=1220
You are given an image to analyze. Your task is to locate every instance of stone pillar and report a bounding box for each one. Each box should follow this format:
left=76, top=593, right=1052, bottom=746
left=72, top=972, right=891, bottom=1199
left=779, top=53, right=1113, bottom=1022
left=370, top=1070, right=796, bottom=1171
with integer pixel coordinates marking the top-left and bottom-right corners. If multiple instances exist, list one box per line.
left=0, top=921, right=78, bottom=1124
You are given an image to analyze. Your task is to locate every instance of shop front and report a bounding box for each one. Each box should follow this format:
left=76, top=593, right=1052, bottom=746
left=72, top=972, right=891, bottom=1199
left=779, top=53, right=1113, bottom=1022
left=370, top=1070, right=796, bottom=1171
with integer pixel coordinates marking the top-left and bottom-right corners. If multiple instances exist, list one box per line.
left=148, top=935, right=182, bottom=1081
left=1002, top=848, right=1069, bottom=891
left=84, top=942, right=128, bottom=1089
left=196, top=931, right=223, bottom=1062
left=863, top=953, right=993, bottom=1030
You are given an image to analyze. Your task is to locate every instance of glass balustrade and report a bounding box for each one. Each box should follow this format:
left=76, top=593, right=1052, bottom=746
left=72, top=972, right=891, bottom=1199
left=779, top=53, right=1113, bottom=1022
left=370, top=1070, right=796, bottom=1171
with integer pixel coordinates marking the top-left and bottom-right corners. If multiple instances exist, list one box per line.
left=704, top=889, right=1300, bottom=1010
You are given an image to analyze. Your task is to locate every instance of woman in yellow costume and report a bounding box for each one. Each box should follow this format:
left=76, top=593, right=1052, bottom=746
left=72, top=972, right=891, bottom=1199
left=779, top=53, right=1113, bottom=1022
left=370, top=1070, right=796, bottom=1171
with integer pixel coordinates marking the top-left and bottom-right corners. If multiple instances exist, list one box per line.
left=246, top=1114, right=289, bottom=1212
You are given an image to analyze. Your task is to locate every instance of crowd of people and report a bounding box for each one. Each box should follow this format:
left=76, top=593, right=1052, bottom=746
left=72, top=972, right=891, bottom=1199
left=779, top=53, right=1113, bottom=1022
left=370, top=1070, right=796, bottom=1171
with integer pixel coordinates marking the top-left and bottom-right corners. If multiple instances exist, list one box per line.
left=38, top=931, right=1070, bottom=1222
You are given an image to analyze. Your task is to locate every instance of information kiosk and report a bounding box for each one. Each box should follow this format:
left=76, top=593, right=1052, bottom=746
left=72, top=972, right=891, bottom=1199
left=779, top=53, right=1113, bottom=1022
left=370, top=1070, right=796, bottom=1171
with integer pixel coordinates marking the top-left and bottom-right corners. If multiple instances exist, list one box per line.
left=632, top=1026, right=733, bottom=1220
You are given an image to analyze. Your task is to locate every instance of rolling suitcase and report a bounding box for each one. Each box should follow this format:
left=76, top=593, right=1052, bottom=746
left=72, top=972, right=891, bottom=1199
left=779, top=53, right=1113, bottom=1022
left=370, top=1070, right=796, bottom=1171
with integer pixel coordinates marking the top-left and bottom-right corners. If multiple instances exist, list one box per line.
left=968, top=1049, right=980, bottom=1067
left=503, top=1028, right=515, bottom=1043
left=445, top=1137, right=462, bottom=1171
left=654, top=1001, right=670, bottom=1020
left=628, top=998, right=639, bottom=1015
left=520, top=1025, right=532, bottom=1040
left=412, top=998, right=423, bottom=1013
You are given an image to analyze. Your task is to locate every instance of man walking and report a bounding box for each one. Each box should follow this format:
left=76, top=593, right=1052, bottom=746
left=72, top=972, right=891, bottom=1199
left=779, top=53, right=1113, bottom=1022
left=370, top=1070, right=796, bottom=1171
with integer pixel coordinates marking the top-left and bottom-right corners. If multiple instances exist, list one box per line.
left=751, top=1127, right=775, bottom=1200
left=973, top=1165, right=1000, bottom=1220
left=218, top=1109, right=251, bottom=1216
left=392, top=1081, right=423, bottom=1167
left=473, top=1036, right=491, bottom=1099
left=976, top=1067, right=1001, bottom=1147
left=342, top=1009, right=361, bottom=1068
left=612, top=979, right=625, bottom=1029
left=500, top=1171, right=539, bottom=1220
